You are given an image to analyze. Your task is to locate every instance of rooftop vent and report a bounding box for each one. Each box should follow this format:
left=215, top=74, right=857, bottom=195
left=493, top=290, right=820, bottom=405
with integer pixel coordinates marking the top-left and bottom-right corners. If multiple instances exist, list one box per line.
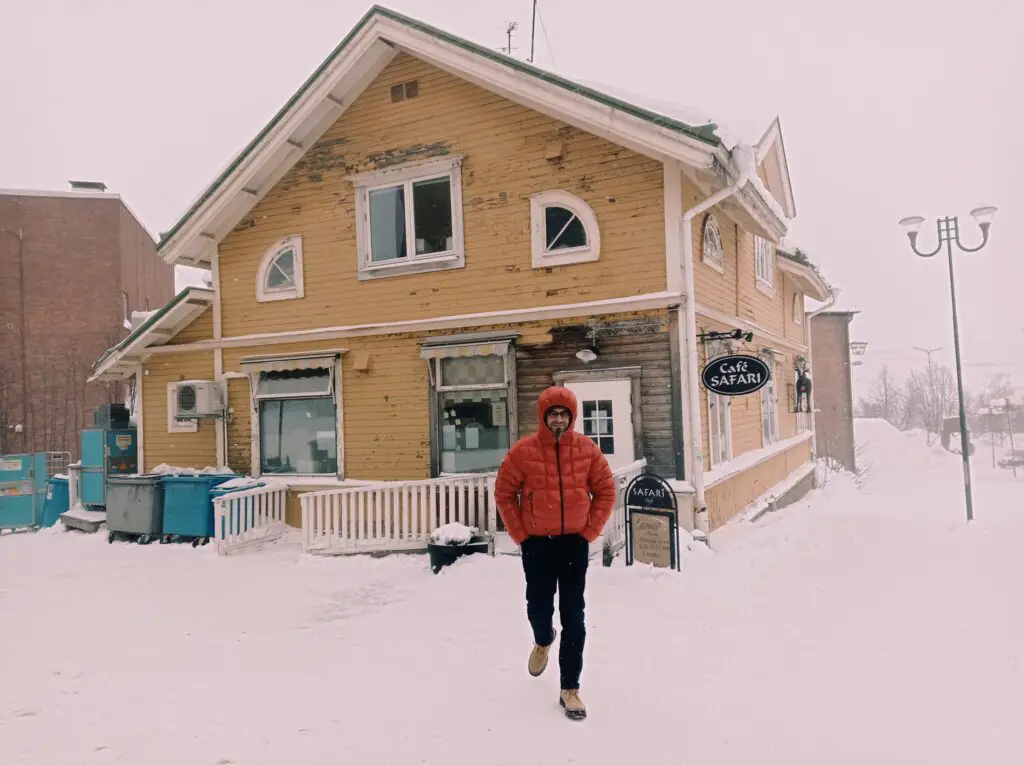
left=69, top=180, right=107, bottom=192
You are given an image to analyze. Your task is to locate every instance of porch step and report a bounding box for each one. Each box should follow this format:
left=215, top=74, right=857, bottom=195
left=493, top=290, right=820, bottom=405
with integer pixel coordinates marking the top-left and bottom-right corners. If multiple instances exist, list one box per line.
left=60, top=506, right=106, bottom=534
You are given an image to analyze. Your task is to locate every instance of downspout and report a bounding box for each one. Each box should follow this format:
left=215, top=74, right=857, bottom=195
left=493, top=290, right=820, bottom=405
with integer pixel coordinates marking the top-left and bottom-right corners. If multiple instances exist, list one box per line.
left=804, top=288, right=839, bottom=458
left=680, top=146, right=755, bottom=542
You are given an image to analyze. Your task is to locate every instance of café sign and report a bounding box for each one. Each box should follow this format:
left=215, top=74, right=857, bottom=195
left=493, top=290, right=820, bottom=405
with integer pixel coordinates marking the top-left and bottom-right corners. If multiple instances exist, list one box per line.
left=701, top=354, right=771, bottom=397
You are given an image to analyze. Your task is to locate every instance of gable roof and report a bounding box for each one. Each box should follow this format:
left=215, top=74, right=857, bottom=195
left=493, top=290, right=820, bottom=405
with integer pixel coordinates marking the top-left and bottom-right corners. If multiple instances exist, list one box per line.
left=89, top=286, right=215, bottom=381
left=157, top=4, right=794, bottom=268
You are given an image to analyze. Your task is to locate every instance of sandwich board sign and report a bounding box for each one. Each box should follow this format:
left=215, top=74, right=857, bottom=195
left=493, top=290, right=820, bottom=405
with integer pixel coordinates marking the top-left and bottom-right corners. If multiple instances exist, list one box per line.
left=624, top=471, right=680, bottom=571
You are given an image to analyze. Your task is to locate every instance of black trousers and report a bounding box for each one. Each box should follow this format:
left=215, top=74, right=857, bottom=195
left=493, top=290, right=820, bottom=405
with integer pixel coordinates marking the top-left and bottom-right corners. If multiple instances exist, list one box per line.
left=520, top=534, right=590, bottom=690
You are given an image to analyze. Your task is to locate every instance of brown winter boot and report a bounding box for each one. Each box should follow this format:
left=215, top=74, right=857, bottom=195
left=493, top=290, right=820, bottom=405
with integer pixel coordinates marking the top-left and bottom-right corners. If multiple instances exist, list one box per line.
left=528, top=629, right=557, bottom=677
left=559, top=689, right=587, bottom=721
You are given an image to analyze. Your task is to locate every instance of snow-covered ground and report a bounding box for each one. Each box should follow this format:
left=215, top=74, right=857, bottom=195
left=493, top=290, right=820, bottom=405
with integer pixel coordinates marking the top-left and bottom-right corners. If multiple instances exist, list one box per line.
left=2, top=419, right=1023, bottom=765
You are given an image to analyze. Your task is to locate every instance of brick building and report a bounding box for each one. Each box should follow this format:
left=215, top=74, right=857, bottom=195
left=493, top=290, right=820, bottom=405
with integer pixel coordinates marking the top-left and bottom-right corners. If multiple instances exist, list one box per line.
left=809, top=309, right=859, bottom=473
left=0, top=183, right=174, bottom=458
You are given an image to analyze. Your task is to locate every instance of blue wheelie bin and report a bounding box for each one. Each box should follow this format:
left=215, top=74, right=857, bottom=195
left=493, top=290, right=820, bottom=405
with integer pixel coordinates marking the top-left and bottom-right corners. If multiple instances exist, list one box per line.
left=211, top=481, right=266, bottom=539
left=160, top=473, right=237, bottom=546
left=41, top=476, right=70, bottom=528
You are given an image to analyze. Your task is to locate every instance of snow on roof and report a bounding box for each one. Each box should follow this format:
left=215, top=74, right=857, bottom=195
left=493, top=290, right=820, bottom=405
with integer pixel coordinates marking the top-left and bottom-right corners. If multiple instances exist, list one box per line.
left=562, top=76, right=769, bottom=151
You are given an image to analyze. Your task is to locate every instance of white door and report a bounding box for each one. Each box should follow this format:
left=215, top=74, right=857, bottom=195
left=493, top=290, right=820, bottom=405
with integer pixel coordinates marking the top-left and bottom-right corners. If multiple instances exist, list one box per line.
left=564, top=379, right=635, bottom=470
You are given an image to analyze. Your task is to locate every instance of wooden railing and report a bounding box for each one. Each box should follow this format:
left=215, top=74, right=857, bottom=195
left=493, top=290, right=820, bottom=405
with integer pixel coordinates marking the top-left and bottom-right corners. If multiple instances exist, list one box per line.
left=300, top=474, right=497, bottom=555
left=213, top=483, right=289, bottom=555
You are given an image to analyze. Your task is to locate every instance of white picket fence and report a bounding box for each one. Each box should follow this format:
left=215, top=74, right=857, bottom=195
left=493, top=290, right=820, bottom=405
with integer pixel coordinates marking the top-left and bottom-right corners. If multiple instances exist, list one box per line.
left=300, top=474, right=497, bottom=554
left=213, top=483, right=290, bottom=555
left=299, top=459, right=648, bottom=557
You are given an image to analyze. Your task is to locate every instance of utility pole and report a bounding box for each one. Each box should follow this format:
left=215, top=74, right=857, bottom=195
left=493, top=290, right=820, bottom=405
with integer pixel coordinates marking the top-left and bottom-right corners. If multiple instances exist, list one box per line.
left=914, top=346, right=942, bottom=440
left=529, top=0, right=538, bottom=63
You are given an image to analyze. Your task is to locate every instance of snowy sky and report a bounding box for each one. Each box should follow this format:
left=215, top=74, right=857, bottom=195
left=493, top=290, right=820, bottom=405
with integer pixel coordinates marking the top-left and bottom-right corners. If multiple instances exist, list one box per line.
left=2, top=0, right=1020, bottom=396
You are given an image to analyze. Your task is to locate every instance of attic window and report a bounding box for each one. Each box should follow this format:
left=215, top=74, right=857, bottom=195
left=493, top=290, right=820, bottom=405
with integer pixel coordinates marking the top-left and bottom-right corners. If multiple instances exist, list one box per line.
left=390, top=81, right=420, bottom=103
left=256, top=234, right=304, bottom=303
left=530, top=190, right=601, bottom=269
left=701, top=214, right=724, bottom=270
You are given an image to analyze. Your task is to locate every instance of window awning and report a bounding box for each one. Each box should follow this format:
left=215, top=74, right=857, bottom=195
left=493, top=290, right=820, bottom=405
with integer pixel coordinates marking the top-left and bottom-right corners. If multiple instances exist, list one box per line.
left=419, top=331, right=519, bottom=361
left=420, top=341, right=512, bottom=361
left=240, top=350, right=344, bottom=374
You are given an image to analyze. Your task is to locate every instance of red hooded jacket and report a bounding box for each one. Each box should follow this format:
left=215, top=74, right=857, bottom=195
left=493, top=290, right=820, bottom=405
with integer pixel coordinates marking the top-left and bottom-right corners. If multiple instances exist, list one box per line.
left=494, top=386, right=617, bottom=545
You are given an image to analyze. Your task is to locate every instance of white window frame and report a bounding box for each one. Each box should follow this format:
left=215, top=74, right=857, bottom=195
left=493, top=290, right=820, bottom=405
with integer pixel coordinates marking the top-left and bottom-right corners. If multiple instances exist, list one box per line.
left=248, top=361, right=344, bottom=479
left=256, top=235, right=304, bottom=303
left=793, top=291, right=804, bottom=325
left=167, top=382, right=198, bottom=433
left=350, top=155, right=466, bottom=281
left=530, top=190, right=601, bottom=269
left=761, top=362, right=780, bottom=446
left=754, top=235, right=774, bottom=293
left=707, top=391, right=733, bottom=468
left=701, top=214, right=725, bottom=273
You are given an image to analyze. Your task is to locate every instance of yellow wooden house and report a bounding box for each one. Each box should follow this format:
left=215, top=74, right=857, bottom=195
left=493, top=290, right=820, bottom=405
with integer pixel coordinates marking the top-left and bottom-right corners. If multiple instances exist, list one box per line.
left=89, top=5, right=832, bottom=556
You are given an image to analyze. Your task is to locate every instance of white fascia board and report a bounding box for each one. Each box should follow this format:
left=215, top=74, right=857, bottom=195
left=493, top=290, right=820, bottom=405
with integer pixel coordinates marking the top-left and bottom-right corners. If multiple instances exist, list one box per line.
left=161, top=27, right=396, bottom=266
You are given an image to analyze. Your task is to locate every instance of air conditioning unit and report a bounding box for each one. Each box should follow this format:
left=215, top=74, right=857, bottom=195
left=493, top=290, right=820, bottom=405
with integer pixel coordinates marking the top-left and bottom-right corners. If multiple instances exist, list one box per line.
left=174, top=380, right=224, bottom=419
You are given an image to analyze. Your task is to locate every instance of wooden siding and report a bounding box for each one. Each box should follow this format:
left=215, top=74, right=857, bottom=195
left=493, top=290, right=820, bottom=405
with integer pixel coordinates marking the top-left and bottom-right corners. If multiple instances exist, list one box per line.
left=216, top=53, right=667, bottom=338
left=696, top=316, right=809, bottom=472
left=140, top=351, right=217, bottom=471
left=705, top=438, right=812, bottom=530
left=141, top=310, right=664, bottom=484
left=687, top=180, right=810, bottom=344
left=514, top=308, right=680, bottom=478
left=167, top=307, right=214, bottom=345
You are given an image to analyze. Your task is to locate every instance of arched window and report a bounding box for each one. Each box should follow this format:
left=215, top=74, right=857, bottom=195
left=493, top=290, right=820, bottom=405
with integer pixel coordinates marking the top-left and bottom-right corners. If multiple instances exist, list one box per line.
left=702, top=214, right=724, bottom=269
left=530, top=190, right=601, bottom=268
left=256, top=235, right=304, bottom=302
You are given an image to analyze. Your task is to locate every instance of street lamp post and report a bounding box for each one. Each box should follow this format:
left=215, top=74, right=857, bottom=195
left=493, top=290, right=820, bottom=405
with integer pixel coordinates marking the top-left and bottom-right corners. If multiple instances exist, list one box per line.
left=898, top=206, right=998, bottom=522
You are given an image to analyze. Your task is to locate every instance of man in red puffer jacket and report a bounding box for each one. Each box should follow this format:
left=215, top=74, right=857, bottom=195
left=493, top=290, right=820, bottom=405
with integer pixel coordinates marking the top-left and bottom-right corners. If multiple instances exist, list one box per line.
left=494, top=385, right=616, bottom=721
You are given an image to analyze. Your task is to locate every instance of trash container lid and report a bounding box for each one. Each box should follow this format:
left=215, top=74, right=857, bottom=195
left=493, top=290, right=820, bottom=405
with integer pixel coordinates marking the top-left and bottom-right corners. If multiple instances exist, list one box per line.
left=159, top=473, right=238, bottom=484
left=107, top=474, right=163, bottom=485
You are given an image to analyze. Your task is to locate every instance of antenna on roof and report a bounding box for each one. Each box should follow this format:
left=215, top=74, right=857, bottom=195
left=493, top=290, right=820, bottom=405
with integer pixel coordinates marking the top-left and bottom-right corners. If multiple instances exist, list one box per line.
left=529, top=1, right=537, bottom=63
left=501, top=21, right=518, bottom=56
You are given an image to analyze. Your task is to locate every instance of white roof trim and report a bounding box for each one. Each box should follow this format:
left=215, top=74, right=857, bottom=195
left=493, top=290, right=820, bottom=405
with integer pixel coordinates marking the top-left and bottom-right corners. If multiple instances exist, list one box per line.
left=158, top=13, right=732, bottom=268
left=88, top=287, right=215, bottom=382
left=754, top=117, right=796, bottom=219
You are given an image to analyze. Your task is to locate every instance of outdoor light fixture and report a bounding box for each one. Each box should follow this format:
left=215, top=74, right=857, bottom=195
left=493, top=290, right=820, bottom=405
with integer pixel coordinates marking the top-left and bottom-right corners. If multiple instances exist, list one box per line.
left=575, top=347, right=598, bottom=363
left=849, top=341, right=868, bottom=356
left=898, top=205, right=997, bottom=522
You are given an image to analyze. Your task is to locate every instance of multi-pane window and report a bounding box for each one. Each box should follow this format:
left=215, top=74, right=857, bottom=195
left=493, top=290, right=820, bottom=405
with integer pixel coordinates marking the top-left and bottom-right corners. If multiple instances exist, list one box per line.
left=352, top=156, right=465, bottom=279
left=761, top=364, right=780, bottom=446
left=579, top=399, right=615, bottom=454
left=755, top=235, right=774, bottom=287
left=257, top=235, right=304, bottom=302
left=702, top=214, right=724, bottom=268
left=433, top=353, right=511, bottom=474
left=708, top=392, right=732, bottom=467
left=530, top=190, right=601, bottom=268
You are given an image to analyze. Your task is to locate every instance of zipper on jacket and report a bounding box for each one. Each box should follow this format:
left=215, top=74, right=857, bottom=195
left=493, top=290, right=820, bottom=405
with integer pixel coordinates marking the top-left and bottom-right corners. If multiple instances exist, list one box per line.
left=555, top=439, right=565, bottom=535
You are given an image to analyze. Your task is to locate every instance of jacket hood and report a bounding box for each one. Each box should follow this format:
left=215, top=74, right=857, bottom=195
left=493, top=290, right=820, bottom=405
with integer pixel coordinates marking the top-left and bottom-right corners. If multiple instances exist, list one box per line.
left=537, top=386, right=578, bottom=444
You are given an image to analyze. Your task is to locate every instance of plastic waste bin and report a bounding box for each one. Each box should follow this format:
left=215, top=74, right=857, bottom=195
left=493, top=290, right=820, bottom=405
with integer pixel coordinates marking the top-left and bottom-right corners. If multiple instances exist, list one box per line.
left=105, top=475, right=165, bottom=544
left=160, top=474, right=237, bottom=546
left=211, top=482, right=266, bottom=539
left=41, top=476, right=70, bottom=528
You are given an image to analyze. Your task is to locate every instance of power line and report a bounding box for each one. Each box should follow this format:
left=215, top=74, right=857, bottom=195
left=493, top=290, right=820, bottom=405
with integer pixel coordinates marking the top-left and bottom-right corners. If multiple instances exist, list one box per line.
left=535, top=3, right=557, bottom=69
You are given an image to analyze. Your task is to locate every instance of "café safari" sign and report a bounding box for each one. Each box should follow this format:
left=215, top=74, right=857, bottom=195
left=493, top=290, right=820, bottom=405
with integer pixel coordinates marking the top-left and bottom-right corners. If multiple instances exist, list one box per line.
left=701, top=354, right=771, bottom=397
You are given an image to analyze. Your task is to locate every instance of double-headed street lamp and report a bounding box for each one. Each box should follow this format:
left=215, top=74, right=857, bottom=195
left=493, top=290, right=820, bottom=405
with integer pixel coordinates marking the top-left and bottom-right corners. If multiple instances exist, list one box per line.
left=898, top=206, right=998, bottom=522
